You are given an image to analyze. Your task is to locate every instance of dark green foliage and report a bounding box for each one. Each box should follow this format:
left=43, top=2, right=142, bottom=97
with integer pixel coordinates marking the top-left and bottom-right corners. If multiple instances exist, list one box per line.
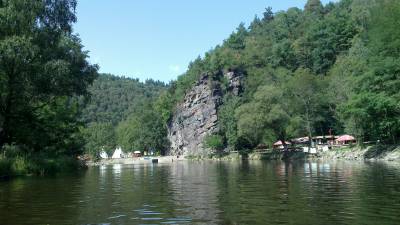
left=331, top=0, right=400, bottom=143
left=158, top=0, right=399, bottom=152
left=154, top=90, right=175, bottom=124
left=81, top=74, right=167, bottom=125
left=218, top=96, right=241, bottom=149
left=305, top=0, right=324, bottom=15
left=80, top=74, right=167, bottom=157
left=262, top=7, right=274, bottom=22
left=286, top=69, right=326, bottom=141
left=116, top=101, right=169, bottom=155
left=83, top=122, right=116, bottom=159
left=225, top=23, right=248, bottom=50
left=1, top=0, right=397, bottom=172
left=1, top=144, right=84, bottom=178
left=0, top=158, right=12, bottom=178
left=0, top=0, right=97, bottom=176
left=203, top=135, right=225, bottom=152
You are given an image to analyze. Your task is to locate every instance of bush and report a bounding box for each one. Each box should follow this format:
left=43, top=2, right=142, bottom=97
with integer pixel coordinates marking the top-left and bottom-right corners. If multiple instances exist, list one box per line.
left=2, top=144, right=25, bottom=158
left=204, top=134, right=225, bottom=151
left=0, top=158, right=13, bottom=178
left=0, top=146, right=85, bottom=178
left=27, top=155, right=85, bottom=176
left=11, top=156, right=28, bottom=175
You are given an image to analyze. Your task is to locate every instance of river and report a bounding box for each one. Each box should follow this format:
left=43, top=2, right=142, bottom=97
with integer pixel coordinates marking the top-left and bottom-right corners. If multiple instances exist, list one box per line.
left=0, top=160, right=399, bottom=225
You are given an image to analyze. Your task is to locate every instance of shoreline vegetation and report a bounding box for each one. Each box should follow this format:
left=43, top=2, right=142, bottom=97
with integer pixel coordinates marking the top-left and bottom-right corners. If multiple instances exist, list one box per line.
left=83, top=0, right=399, bottom=161
left=0, top=144, right=87, bottom=179
left=246, top=145, right=400, bottom=161
left=196, top=144, right=400, bottom=162
left=2, top=144, right=399, bottom=179
left=85, top=144, right=400, bottom=167
left=1, top=0, right=400, bottom=180
left=0, top=1, right=97, bottom=179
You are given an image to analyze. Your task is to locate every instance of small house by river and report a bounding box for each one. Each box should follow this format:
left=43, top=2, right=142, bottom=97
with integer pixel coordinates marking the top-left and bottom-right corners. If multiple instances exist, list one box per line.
left=273, top=134, right=357, bottom=154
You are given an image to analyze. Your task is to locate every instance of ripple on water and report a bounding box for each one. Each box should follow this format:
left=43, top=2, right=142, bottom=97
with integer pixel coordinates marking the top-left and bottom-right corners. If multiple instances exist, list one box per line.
left=132, top=204, right=193, bottom=224
left=1, top=161, right=400, bottom=225
left=107, top=214, right=126, bottom=220
left=141, top=217, right=164, bottom=220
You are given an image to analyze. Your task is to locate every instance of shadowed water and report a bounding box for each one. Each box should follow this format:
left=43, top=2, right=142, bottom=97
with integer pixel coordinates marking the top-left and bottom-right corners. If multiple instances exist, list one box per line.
left=0, top=160, right=400, bottom=225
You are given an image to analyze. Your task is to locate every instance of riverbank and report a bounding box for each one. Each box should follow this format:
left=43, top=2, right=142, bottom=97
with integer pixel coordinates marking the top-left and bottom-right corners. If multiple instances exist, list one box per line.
left=246, top=145, right=400, bottom=161
left=87, top=156, right=185, bottom=166
left=86, top=145, right=400, bottom=167
left=0, top=155, right=86, bottom=179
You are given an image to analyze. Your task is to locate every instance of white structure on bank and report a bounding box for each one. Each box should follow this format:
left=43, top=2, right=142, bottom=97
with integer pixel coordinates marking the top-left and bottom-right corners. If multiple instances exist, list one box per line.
left=112, top=147, right=124, bottom=159
left=100, top=150, right=108, bottom=159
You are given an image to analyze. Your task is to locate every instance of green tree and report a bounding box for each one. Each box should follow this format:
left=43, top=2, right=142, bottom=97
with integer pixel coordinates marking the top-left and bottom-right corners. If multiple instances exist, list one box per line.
left=287, top=69, right=325, bottom=147
left=116, top=102, right=169, bottom=155
left=262, top=7, right=274, bottom=22
left=218, top=96, right=241, bottom=150
left=236, top=84, right=290, bottom=148
left=336, top=0, right=400, bottom=143
left=83, top=122, right=116, bottom=159
left=156, top=0, right=400, bottom=153
left=225, top=23, right=248, bottom=50
left=305, top=0, right=324, bottom=15
left=203, top=134, right=225, bottom=153
left=154, top=90, right=175, bottom=125
left=0, top=0, right=98, bottom=155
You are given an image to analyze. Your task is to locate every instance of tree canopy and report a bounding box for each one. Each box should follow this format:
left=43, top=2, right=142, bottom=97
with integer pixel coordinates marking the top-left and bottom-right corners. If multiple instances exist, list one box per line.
left=0, top=0, right=97, bottom=157
left=155, top=0, right=400, bottom=153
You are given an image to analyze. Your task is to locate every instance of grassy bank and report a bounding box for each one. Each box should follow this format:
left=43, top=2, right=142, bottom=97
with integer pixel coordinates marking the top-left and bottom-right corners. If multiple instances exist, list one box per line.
left=0, top=155, right=86, bottom=179
left=0, top=144, right=87, bottom=179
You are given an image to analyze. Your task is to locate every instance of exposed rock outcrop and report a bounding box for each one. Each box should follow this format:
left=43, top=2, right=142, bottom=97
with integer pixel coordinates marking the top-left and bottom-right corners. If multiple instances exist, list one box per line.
left=167, top=72, right=242, bottom=156
left=225, top=71, right=242, bottom=95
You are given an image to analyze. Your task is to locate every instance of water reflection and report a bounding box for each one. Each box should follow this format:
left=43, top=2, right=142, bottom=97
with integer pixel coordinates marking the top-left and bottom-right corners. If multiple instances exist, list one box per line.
left=0, top=161, right=399, bottom=225
left=168, top=162, right=219, bottom=223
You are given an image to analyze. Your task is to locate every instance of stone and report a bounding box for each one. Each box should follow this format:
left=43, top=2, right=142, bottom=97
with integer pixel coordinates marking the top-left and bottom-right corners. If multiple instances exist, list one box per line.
left=167, top=72, right=242, bottom=156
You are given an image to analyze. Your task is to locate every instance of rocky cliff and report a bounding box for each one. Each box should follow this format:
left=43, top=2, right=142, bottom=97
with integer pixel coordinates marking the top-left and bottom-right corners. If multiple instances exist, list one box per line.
left=167, top=72, right=242, bottom=156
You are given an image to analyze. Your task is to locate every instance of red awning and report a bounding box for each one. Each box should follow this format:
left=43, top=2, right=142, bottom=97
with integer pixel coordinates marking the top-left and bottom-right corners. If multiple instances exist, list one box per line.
left=336, top=135, right=356, bottom=142
left=273, top=140, right=291, bottom=146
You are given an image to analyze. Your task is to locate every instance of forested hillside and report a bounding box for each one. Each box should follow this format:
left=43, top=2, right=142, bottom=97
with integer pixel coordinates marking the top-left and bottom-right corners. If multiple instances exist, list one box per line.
left=2, top=0, right=398, bottom=167
left=154, top=0, right=400, bottom=153
left=81, top=74, right=168, bottom=157
left=81, top=74, right=167, bottom=125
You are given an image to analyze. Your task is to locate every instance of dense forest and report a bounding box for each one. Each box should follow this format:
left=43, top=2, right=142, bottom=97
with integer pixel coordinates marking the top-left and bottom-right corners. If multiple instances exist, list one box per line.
left=0, top=0, right=98, bottom=175
left=1, top=0, right=399, bottom=175
left=80, top=74, right=168, bottom=158
left=44, top=0, right=400, bottom=159
left=155, top=0, right=400, bottom=152
left=0, top=0, right=169, bottom=172
left=81, top=74, right=167, bottom=125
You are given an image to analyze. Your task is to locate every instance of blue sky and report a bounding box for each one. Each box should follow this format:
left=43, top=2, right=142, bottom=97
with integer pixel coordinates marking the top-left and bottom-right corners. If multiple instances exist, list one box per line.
left=74, top=0, right=336, bottom=83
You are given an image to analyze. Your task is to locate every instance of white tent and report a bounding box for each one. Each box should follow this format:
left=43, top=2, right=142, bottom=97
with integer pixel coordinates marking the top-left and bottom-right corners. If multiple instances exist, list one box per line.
left=99, top=150, right=108, bottom=159
left=112, top=147, right=124, bottom=159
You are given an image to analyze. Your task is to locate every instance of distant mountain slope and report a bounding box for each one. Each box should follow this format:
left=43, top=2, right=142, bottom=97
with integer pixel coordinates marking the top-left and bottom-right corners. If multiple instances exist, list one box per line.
left=159, top=0, right=400, bottom=156
left=81, top=73, right=168, bottom=125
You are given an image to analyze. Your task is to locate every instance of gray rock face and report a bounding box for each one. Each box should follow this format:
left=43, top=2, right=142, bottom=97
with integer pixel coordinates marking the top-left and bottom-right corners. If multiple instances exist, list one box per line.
left=225, top=71, right=242, bottom=95
left=167, top=72, right=242, bottom=156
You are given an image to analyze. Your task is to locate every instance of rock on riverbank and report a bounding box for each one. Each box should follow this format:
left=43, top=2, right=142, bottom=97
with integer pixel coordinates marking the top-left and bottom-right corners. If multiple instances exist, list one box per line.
left=167, top=72, right=243, bottom=157
left=246, top=145, right=400, bottom=161
left=319, top=145, right=400, bottom=161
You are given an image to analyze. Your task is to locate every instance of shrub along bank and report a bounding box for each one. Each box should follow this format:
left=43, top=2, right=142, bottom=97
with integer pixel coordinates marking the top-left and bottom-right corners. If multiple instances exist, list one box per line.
left=0, top=145, right=85, bottom=179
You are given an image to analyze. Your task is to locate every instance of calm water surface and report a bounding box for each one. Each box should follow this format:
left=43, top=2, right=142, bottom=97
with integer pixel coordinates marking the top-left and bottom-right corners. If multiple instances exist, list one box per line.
left=1, top=160, right=400, bottom=225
